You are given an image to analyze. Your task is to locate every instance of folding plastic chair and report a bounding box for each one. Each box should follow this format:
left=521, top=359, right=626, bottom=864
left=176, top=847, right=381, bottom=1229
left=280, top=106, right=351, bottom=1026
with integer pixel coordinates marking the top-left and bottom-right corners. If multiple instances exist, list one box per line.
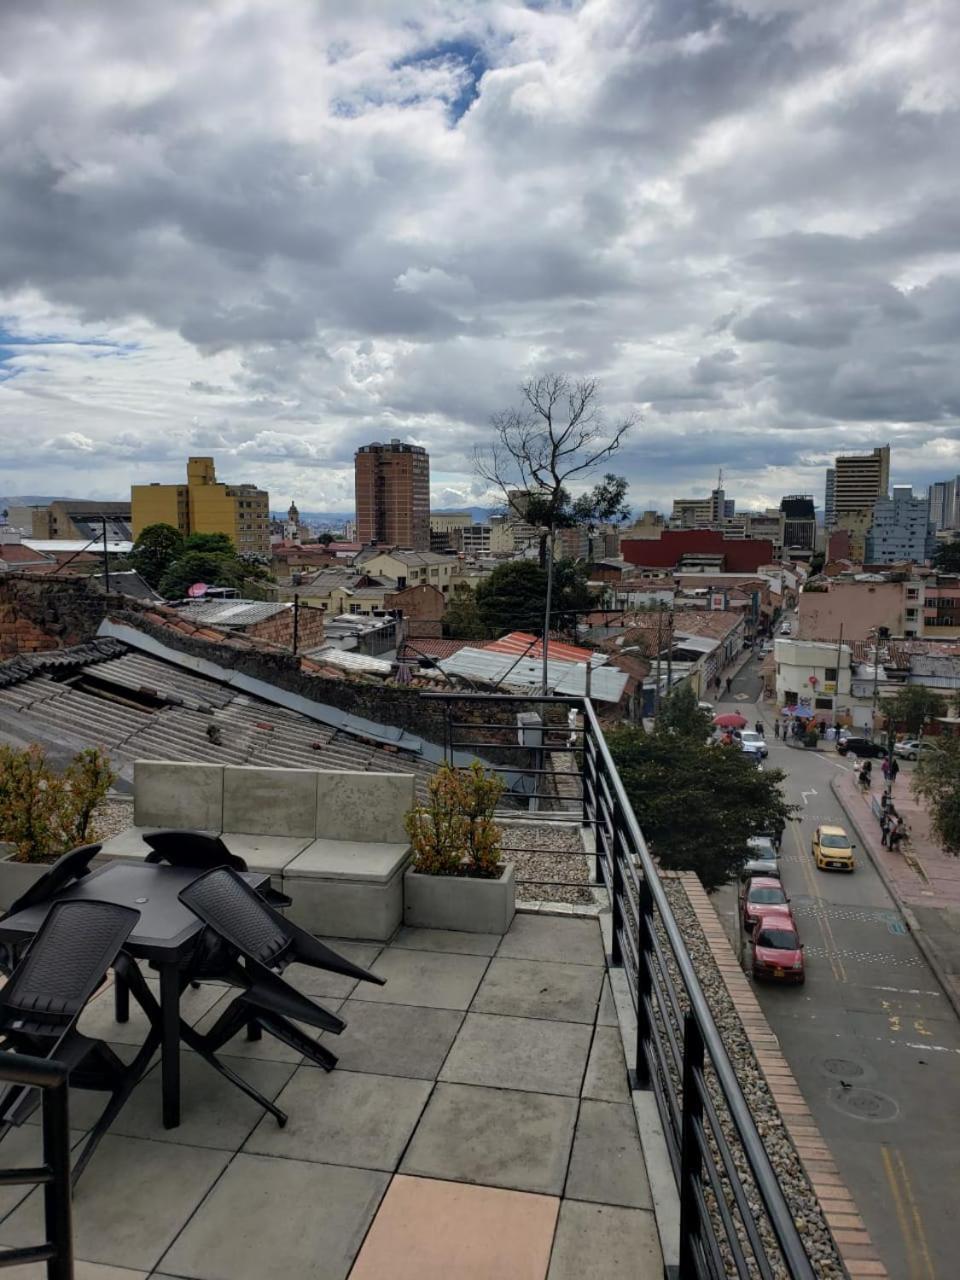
left=177, top=867, right=384, bottom=1107
left=0, top=843, right=102, bottom=975
left=0, top=899, right=159, bottom=1184
left=142, top=830, right=291, bottom=909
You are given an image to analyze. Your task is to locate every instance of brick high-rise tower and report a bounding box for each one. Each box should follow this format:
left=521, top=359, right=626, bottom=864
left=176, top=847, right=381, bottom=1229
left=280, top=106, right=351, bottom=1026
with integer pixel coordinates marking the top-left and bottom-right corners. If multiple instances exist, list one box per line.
left=354, top=439, right=430, bottom=550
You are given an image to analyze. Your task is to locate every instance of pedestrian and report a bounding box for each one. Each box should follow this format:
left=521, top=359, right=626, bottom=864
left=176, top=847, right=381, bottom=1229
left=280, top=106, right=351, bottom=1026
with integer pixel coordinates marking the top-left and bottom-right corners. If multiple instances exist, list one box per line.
left=725, top=676, right=732, bottom=694
left=826, top=725, right=836, bottom=743
left=880, top=810, right=890, bottom=847
left=889, top=756, right=900, bottom=786
left=819, top=720, right=826, bottom=738
left=755, top=720, right=764, bottom=736
left=881, top=756, right=890, bottom=784
left=889, top=815, right=904, bottom=853
left=774, top=719, right=781, bottom=739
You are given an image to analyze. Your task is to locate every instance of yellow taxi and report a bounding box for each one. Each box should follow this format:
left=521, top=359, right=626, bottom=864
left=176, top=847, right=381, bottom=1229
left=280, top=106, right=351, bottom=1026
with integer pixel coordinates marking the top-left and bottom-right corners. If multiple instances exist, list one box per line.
left=812, top=824, right=855, bottom=872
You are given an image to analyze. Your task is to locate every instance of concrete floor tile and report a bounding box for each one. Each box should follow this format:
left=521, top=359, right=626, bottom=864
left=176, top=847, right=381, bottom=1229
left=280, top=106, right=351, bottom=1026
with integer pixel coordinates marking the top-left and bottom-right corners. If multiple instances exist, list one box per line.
left=281, top=940, right=383, bottom=1000
left=392, top=926, right=501, bottom=956
left=318, top=999, right=463, bottom=1079
left=0, top=1135, right=228, bottom=1273
left=243, top=1067, right=431, bottom=1170
left=597, top=976, right=618, bottom=1026
left=547, top=1201, right=662, bottom=1280
left=356, top=947, right=490, bottom=1010
left=582, top=1026, right=630, bottom=1103
left=78, top=979, right=222, bottom=1047
left=0, top=1262, right=147, bottom=1279
left=350, top=1174, right=559, bottom=1280
left=98, top=1053, right=296, bottom=1150
left=472, top=957, right=604, bottom=1024
left=160, top=1154, right=388, bottom=1280
left=440, top=1012, right=591, bottom=1096
left=565, top=1101, right=651, bottom=1209
left=401, top=1082, right=578, bottom=1195
left=498, top=915, right=604, bottom=966
left=0, top=1127, right=87, bottom=1220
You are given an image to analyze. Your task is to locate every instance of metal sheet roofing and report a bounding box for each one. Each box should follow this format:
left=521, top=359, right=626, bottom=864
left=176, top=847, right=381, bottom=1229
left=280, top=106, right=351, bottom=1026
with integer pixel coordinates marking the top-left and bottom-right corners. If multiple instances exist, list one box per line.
left=304, top=647, right=393, bottom=675
left=176, top=600, right=290, bottom=627
left=483, top=631, right=606, bottom=666
left=437, top=647, right=628, bottom=702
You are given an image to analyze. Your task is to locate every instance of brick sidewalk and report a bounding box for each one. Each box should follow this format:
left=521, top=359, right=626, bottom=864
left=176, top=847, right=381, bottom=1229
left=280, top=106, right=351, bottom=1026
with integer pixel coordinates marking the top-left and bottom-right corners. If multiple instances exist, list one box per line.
left=833, top=771, right=960, bottom=1017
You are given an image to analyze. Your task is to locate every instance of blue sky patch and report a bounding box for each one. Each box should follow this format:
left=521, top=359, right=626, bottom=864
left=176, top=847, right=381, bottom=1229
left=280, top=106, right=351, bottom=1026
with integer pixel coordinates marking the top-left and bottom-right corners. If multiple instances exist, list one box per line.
left=394, top=38, right=488, bottom=122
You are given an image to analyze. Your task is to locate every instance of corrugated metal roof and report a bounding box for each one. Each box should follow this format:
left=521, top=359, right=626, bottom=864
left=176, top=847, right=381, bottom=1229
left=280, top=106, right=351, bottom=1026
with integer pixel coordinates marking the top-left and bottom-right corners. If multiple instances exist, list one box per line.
left=176, top=600, right=290, bottom=627
left=306, top=647, right=393, bottom=675
left=437, top=647, right=628, bottom=702
left=483, top=631, right=605, bottom=666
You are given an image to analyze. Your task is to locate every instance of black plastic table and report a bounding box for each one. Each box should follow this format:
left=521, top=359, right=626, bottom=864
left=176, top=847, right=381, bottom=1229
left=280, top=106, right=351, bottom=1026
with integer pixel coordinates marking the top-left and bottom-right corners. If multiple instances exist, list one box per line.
left=0, top=861, right=267, bottom=1129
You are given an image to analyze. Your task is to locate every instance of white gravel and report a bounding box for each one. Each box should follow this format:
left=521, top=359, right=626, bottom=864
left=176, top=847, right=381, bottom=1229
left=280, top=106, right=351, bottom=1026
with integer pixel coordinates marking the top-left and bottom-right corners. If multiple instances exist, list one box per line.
left=496, top=820, right=596, bottom=906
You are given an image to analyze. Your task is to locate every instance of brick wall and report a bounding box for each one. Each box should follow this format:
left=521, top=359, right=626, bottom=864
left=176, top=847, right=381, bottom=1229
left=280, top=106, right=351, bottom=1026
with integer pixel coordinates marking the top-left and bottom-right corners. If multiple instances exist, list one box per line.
left=0, top=576, right=110, bottom=657
left=385, top=583, right=445, bottom=640
left=244, top=606, right=325, bottom=650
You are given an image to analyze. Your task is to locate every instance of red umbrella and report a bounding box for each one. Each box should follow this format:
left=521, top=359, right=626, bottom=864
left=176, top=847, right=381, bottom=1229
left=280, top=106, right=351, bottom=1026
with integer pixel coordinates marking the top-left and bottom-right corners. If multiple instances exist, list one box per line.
left=713, top=712, right=748, bottom=728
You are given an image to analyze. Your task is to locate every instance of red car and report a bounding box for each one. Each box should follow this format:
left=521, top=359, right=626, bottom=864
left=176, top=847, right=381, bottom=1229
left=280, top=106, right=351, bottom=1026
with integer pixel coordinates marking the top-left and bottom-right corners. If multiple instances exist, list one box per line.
left=751, top=916, right=805, bottom=984
left=739, top=876, right=792, bottom=935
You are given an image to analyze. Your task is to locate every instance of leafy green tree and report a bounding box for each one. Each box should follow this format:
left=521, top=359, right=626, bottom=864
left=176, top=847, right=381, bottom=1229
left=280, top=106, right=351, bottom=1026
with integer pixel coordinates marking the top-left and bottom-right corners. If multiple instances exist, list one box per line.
left=606, top=727, right=794, bottom=890
left=914, top=738, right=960, bottom=856
left=932, top=540, right=960, bottom=574
left=182, top=532, right=235, bottom=555
left=474, top=558, right=597, bottom=637
left=158, top=551, right=244, bottom=600
left=655, top=685, right=712, bottom=741
left=885, top=685, right=947, bottom=737
left=443, top=583, right=488, bottom=640
left=318, top=532, right=335, bottom=545
left=572, top=473, right=631, bottom=526
left=129, top=523, right=184, bottom=587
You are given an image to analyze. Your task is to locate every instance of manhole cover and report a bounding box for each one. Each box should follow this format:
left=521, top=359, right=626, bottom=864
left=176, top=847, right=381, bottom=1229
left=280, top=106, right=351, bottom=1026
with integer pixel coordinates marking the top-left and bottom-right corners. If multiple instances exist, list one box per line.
left=822, top=1058, right=864, bottom=1079
left=828, top=1086, right=899, bottom=1122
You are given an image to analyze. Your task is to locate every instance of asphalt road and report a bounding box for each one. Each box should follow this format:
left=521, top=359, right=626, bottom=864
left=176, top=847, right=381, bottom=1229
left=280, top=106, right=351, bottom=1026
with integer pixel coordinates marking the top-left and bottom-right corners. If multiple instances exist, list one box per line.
left=714, top=653, right=957, bottom=1280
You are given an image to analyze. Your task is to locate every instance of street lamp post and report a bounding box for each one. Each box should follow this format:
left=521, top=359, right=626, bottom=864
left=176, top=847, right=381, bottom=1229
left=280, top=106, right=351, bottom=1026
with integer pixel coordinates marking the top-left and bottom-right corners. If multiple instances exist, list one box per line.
left=540, top=527, right=553, bottom=697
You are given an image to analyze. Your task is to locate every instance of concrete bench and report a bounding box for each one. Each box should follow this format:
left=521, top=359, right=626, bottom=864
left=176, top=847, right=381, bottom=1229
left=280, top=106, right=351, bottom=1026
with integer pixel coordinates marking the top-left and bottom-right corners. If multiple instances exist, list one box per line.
left=98, top=760, right=416, bottom=940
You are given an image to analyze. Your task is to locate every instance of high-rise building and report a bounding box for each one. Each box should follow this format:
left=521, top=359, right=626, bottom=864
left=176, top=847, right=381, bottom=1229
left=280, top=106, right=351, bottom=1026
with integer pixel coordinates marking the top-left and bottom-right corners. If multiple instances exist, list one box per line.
left=831, top=445, right=890, bottom=560
left=354, top=439, right=430, bottom=550
left=824, top=469, right=836, bottom=530
left=865, top=486, right=935, bottom=565
left=929, top=477, right=959, bottom=531
left=131, top=457, right=269, bottom=554
left=779, top=495, right=816, bottom=550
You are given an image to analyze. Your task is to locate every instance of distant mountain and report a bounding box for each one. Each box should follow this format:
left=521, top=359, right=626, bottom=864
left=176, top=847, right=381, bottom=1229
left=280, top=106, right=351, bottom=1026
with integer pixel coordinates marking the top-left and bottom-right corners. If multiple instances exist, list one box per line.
left=272, top=506, right=498, bottom=526
left=1, top=495, right=72, bottom=508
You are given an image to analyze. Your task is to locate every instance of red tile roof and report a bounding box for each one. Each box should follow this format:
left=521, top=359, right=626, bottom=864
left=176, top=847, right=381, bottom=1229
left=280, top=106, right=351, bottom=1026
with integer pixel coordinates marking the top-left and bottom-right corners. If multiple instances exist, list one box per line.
left=399, top=638, right=472, bottom=661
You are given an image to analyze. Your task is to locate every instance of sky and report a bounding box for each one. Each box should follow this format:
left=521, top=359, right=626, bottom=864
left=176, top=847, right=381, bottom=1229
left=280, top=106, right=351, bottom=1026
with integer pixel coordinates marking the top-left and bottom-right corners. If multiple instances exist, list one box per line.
left=2, top=0, right=960, bottom=516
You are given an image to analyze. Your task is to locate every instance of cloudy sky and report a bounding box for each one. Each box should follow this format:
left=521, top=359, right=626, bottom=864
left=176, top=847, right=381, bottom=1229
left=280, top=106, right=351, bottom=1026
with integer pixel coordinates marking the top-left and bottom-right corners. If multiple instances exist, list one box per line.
left=2, top=0, right=960, bottom=517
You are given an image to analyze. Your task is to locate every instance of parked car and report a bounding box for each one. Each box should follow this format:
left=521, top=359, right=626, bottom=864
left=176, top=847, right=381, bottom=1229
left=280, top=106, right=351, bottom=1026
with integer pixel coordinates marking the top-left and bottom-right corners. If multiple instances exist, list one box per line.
left=760, top=640, right=775, bottom=654
left=812, top=824, right=855, bottom=872
left=739, top=730, right=768, bottom=759
left=739, top=876, right=792, bottom=934
left=741, top=836, right=780, bottom=880
left=698, top=701, right=714, bottom=715
left=779, top=622, right=792, bottom=636
left=893, top=739, right=936, bottom=761
left=836, top=736, right=887, bottom=759
left=751, top=916, right=805, bottom=984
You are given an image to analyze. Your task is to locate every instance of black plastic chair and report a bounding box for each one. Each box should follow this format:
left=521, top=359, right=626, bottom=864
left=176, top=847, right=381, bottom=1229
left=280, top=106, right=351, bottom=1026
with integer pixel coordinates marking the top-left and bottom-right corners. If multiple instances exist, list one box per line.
left=0, top=843, right=102, bottom=975
left=0, top=899, right=159, bottom=1184
left=177, top=867, right=385, bottom=1093
left=142, top=830, right=292, bottom=909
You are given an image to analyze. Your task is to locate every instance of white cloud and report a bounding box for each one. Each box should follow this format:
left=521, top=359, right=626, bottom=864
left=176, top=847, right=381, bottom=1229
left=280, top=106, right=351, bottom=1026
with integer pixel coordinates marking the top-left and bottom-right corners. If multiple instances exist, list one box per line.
left=1, top=0, right=959, bottom=512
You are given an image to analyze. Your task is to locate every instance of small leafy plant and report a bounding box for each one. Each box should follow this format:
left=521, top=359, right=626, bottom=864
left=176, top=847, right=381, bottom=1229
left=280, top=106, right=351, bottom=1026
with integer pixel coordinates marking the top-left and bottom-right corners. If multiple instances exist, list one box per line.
left=405, top=762, right=505, bottom=878
left=0, top=745, right=116, bottom=863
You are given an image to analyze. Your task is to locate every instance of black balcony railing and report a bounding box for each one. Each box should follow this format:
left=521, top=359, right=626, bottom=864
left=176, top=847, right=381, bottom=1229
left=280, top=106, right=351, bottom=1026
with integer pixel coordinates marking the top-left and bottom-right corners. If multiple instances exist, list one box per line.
left=0, top=1054, right=73, bottom=1278
left=429, top=692, right=817, bottom=1280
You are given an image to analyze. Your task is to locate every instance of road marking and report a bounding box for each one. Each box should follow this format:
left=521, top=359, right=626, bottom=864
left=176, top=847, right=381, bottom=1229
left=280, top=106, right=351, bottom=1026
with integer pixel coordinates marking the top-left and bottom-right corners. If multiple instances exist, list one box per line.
left=895, top=1147, right=936, bottom=1280
left=790, top=820, right=846, bottom=983
left=881, top=1146, right=924, bottom=1280
left=913, top=1019, right=932, bottom=1039
left=800, top=788, right=818, bottom=805
left=858, top=984, right=942, bottom=997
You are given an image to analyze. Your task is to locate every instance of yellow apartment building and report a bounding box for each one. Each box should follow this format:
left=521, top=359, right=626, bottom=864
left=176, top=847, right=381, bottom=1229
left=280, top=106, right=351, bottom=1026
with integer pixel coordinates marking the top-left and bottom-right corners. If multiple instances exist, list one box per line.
left=131, top=457, right=270, bottom=554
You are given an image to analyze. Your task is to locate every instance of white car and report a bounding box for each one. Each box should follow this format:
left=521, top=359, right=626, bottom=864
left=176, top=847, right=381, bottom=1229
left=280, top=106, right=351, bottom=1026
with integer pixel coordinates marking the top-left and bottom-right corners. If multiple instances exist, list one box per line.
left=892, top=739, right=935, bottom=761
left=779, top=622, right=792, bottom=636
left=739, top=730, right=769, bottom=759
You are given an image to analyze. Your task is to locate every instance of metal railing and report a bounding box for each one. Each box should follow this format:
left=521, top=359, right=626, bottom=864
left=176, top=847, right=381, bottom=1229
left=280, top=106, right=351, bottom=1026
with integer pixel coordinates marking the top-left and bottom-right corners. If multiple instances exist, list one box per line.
left=429, top=692, right=817, bottom=1280
left=0, top=1054, right=73, bottom=1278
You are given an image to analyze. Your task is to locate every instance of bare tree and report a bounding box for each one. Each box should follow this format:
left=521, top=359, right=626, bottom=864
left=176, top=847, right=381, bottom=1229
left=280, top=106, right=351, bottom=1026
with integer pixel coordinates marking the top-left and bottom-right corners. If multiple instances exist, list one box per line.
left=476, top=374, right=636, bottom=566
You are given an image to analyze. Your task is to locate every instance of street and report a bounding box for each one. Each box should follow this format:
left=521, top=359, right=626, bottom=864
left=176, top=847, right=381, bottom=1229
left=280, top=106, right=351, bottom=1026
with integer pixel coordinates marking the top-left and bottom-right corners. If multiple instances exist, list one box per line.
left=713, top=653, right=957, bottom=1280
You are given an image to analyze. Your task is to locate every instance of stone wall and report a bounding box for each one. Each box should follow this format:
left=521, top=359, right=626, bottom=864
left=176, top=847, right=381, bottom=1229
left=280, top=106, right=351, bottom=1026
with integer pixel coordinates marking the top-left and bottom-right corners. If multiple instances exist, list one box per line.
left=0, top=575, right=110, bottom=656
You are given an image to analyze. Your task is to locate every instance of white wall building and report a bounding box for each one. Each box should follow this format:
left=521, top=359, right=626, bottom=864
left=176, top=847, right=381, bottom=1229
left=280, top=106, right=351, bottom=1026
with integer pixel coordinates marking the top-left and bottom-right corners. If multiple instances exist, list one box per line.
left=774, top=638, right=852, bottom=723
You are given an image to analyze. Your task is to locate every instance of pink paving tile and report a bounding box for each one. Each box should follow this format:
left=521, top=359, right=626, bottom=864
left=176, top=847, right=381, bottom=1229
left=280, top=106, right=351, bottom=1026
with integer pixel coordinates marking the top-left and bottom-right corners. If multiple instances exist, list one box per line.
left=349, top=1175, right=559, bottom=1280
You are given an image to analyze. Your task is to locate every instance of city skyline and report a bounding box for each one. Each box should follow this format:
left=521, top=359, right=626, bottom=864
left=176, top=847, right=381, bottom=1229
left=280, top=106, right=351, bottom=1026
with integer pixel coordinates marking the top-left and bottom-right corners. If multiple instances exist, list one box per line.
left=2, top=2, right=960, bottom=512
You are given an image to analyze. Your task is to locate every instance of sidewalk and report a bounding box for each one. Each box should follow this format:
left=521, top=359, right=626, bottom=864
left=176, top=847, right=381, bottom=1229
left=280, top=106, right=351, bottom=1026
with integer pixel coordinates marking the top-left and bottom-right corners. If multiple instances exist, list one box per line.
left=832, top=770, right=960, bottom=1019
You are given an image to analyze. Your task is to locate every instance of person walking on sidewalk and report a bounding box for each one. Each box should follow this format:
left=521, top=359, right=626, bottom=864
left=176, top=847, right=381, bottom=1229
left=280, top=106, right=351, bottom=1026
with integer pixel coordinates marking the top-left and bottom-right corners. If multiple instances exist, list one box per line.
left=889, top=756, right=900, bottom=787
left=755, top=720, right=764, bottom=736
left=881, top=756, right=891, bottom=785
left=774, top=719, right=781, bottom=739
left=725, top=676, right=732, bottom=695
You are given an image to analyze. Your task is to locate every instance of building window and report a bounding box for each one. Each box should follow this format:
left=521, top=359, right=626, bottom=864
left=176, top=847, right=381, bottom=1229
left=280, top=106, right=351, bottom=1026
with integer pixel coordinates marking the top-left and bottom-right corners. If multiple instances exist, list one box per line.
left=825, top=667, right=837, bottom=682
left=906, top=588, right=919, bottom=600
left=784, top=689, right=798, bottom=705
left=814, top=696, right=833, bottom=710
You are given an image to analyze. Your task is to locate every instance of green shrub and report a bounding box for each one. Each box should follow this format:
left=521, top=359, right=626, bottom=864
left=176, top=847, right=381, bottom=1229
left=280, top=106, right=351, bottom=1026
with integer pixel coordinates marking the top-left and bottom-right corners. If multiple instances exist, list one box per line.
left=405, top=763, right=505, bottom=878
left=0, top=745, right=116, bottom=863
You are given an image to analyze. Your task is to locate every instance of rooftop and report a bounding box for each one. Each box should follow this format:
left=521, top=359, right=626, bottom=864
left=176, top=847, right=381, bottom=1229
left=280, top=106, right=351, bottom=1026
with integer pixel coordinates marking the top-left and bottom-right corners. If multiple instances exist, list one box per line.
left=0, top=914, right=660, bottom=1280
left=175, top=600, right=291, bottom=628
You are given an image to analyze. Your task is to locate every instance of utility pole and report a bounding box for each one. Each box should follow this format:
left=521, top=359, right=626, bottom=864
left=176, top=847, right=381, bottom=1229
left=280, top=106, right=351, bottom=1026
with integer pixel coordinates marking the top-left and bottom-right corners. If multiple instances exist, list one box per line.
left=292, top=593, right=300, bottom=656
left=834, top=622, right=843, bottom=728
left=541, top=529, right=554, bottom=696
left=653, top=600, right=664, bottom=721
left=871, top=627, right=880, bottom=738
left=665, top=608, right=674, bottom=695
left=102, top=517, right=110, bottom=594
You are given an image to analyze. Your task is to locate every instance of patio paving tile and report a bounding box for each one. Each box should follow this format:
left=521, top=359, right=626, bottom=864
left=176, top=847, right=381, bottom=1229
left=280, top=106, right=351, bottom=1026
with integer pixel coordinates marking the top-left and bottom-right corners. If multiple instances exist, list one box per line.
left=94, top=1053, right=296, bottom=1150
left=160, top=1153, right=388, bottom=1280
left=281, top=939, right=383, bottom=1000
left=582, top=1026, right=631, bottom=1103
left=78, top=979, right=222, bottom=1048
left=349, top=1174, right=559, bottom=1280
left=392, top=926, right=501, bottom=956
left=401, top=1082, right=578, bottom=1195
left=0, top=1134, right=228, bottom=1273
left=243, top=1067, right=432, bottom=1171
left=547, top=1200, right=663, bottom=1279
left=597, top=975, right=618, bottom=1026
left=565, top=1101, right=652, bottom=1209
left=498, top=914, right=605, bottom=966
left=439, top=1012, right=591, bottom=1096
left=319, top=999, right=463, bottom=1079
left=189, top=992, right=343, bottom=1064
left=0, top=1262, right=147, bottom=1279
left=354, top=947, right=490, bottom=1010
left=0, top=1127, right=87, bottom=1220
left=471, top=957, right=604, bottom=1024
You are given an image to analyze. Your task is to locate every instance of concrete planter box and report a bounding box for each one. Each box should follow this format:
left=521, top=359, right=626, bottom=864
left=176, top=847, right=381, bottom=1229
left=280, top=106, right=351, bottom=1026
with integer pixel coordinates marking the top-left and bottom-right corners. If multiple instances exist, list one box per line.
left=404, top=862, right=515, bottom=935
left=0, top=850, right=50, bottom=913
